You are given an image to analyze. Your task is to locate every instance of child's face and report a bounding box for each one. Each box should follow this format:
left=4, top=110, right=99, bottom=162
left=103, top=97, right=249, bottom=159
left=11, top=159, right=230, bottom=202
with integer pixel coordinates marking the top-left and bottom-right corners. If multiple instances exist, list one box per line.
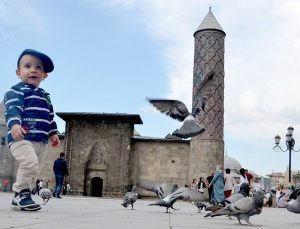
left=16, top=54, right=48, bottom=87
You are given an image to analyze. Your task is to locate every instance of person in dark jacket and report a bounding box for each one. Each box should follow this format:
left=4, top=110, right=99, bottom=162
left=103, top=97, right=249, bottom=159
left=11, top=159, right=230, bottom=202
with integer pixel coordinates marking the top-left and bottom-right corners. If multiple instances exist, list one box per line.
left=206, top=171, right=214, bottom=203
left=53, top=152, right=69, bottom=198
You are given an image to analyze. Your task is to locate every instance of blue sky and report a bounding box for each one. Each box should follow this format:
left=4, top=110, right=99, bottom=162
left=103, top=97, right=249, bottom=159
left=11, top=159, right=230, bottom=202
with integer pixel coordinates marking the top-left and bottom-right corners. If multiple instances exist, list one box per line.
left=1, top=0, right=300, bottom=177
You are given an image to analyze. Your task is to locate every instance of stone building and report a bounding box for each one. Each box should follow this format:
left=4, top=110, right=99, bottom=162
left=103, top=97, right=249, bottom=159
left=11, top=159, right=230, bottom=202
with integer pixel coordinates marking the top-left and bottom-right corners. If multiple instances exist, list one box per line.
left=0, top=9, right=226, bottom=197
left=266, top=170, right=300, bottom=187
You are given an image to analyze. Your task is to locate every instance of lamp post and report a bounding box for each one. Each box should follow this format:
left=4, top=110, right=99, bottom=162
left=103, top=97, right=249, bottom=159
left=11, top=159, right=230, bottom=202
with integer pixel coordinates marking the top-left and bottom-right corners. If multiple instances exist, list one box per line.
left=273, top=126, right=300, bottom=183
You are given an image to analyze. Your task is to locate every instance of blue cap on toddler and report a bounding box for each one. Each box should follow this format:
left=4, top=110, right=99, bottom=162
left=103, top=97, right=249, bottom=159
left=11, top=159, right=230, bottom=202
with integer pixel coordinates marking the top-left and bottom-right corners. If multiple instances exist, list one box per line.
left=17, top=49, right=54, bottom=73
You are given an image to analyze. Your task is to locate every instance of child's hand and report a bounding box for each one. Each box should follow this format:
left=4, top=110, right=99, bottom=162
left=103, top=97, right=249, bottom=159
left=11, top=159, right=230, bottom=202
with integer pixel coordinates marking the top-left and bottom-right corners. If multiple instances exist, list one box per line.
left=11, top=124, right=26, bottom=142
left=50, top=134, right=60, bottom=147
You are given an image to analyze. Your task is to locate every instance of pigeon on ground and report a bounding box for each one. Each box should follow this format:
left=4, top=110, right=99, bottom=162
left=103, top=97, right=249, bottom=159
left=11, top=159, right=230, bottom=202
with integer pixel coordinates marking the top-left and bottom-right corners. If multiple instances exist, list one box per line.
left=286, top=187, right=300, bottom=213
left=39, top=187, right=52, bottom=205
left=147, top=70, right=216, bottom=139
left=149, top=187, right=206, bottom=213
left=225, top=183, right=250, bottom=204
left=121, top=186, right=138, bottom=210
left=193, top=201, right=207, bottom=213
left=138, top=181, right=178, bottom=199
left=204, top=189, right=265, bottom=226
left=205, top=183, right=250, bottom=213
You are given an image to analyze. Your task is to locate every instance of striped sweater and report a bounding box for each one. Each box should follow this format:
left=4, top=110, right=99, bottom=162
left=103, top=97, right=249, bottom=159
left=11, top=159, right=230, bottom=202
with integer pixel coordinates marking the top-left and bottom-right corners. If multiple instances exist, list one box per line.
left=4, top=82, right=58, bottom=146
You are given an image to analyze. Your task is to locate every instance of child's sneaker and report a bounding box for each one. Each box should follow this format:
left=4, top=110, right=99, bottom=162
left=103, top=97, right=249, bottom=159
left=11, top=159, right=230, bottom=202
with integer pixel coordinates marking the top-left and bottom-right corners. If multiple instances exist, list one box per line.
left=11, top=189, right=41, bottom=211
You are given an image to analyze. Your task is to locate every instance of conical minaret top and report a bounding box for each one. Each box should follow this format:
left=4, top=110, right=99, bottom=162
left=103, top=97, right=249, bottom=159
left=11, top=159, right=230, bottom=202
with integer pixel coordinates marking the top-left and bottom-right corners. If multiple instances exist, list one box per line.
left=194, top=7, right=225, bottom=36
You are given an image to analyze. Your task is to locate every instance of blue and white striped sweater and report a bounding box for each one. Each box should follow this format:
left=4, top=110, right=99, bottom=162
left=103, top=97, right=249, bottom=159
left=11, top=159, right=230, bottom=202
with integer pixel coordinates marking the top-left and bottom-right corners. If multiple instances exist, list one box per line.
left=4, top=82, right=58, bottom=146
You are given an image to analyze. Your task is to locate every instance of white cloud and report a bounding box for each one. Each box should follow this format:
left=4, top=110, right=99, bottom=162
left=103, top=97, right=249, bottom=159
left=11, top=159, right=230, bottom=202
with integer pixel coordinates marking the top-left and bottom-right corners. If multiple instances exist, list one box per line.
left=85, top=0, right=300, bottom=177
left=223, top=1, right=300, bottom=143
left=82, top=0, right=137, bottom=10
left=80, top=0, right=300, bottom=152
left=0, top=0, right=46, bottom=35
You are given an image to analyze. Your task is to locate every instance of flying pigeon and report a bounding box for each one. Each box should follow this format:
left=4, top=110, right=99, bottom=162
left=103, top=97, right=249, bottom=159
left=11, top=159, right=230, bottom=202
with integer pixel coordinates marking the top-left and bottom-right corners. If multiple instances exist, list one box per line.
left=149, top=187, right=205, bottom=213
left=138, top=181, right=178, bottom=199
left=204, top=189, right=265, bottom=226
left=39, top=187, right=52, bottom=205
left=121, top=186, right=138, bottom=210
left=286, top=187, right=300, bottom=213
left=147, top=70, right=216, bottom=139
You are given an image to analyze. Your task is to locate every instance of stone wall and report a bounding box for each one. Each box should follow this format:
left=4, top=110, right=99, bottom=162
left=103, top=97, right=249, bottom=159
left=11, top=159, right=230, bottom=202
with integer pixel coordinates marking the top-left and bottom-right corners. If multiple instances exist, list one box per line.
left=130, top=138, right=190, bottom=196
left=189, top=139, right=224, bottom=182
left=1, top=118, right=224, bottom=198
left=64, top=118, right=132, bottom=196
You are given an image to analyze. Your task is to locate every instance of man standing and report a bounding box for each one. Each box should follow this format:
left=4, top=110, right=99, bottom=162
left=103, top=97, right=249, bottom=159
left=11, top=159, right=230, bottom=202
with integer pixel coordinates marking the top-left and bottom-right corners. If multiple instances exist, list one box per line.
left=53, top=152, right=69, bottom=198
left=206, top=171, right=214, bottom=204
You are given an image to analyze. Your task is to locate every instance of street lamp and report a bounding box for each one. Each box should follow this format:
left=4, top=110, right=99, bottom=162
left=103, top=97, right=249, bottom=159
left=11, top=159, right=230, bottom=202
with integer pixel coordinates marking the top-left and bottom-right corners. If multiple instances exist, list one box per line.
left=273, top=126, right=300, bottom=183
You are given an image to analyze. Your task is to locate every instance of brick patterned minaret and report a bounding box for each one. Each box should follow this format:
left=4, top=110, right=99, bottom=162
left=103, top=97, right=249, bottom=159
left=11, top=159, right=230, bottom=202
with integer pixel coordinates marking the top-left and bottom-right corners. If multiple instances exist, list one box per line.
left=189, top=8, right=226, bottom=181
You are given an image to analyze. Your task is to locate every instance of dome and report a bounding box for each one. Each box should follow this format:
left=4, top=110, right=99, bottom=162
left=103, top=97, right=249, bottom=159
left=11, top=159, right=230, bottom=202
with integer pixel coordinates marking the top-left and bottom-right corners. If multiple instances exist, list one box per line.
left=224, top=155, right=242, bottom=171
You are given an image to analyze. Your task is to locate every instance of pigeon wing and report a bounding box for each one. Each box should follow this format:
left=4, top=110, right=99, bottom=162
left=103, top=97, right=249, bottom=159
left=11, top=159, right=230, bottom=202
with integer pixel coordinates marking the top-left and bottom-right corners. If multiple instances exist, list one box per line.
left=231, top=197, right=254, bottom=213
left=124, top=191, right=138, bottom=201
left=193, top=70, right=217, bottom=113
left=171, top=187, right=205, bottom=201
left=226, top=193, right=245, bottom=204
left=138, top=181, right=177, bottom=199
left=147, top=99, right=189, bottom=122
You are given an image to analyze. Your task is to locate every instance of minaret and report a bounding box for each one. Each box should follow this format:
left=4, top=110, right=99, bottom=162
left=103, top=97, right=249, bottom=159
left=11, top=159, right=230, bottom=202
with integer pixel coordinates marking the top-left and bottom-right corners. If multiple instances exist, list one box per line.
left=189, top=8, right=225, bottom=180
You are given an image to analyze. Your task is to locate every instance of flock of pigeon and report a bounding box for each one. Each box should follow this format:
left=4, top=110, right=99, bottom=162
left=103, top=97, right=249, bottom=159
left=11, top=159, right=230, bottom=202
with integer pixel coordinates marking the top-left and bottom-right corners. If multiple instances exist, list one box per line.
left=121, top=182, right=300, bottom=226
left=124, top=70, right=300, bottom=226
left=35, top=181, right=300, bottom=226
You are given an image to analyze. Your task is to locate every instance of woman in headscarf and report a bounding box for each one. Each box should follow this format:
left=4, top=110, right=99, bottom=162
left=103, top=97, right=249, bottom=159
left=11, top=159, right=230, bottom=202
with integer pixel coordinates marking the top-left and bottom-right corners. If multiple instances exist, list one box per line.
left=209, top=164, right=225, bottom=206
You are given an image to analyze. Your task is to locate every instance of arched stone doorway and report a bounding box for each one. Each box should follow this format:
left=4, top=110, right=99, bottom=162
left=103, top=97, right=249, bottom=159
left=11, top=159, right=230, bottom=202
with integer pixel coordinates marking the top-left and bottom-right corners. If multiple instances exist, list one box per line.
left=90, top=177, right=103, bottom=197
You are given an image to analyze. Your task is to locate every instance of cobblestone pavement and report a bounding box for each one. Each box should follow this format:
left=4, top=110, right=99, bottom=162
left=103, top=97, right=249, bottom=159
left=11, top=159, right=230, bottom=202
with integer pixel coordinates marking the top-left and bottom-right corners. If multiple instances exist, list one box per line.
left=0, top=192, right=299, bottom=229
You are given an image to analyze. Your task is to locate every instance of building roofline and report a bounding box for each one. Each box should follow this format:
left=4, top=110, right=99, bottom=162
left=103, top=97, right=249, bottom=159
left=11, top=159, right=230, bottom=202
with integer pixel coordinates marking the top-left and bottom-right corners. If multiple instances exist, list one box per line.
left=131, top=136, right=190, bottom=143
left=56, top=112, right=143, bottom=124
left=193, top=28, right=226, bottom=37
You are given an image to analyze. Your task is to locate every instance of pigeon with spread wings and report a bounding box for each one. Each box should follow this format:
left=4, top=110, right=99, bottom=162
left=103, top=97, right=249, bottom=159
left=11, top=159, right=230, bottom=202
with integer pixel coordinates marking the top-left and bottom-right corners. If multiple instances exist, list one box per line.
left=138, top=181, right=178, bottom=199
left=148, top=70, right=216, bottom=139
left=148, top=187, right=206, bottom=213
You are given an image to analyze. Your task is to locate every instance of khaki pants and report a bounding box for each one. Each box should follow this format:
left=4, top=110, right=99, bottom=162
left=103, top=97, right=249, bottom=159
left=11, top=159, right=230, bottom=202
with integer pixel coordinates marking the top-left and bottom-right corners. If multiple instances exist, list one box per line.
left=10, top=140, right=48, bottom=192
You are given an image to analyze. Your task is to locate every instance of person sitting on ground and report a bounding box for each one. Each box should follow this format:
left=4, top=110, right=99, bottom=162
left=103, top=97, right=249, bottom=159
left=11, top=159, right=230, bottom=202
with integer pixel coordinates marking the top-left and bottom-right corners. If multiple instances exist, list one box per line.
left=277, top=185, right=294, bottom=208
left=197, top=177, right=206, bottom=193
